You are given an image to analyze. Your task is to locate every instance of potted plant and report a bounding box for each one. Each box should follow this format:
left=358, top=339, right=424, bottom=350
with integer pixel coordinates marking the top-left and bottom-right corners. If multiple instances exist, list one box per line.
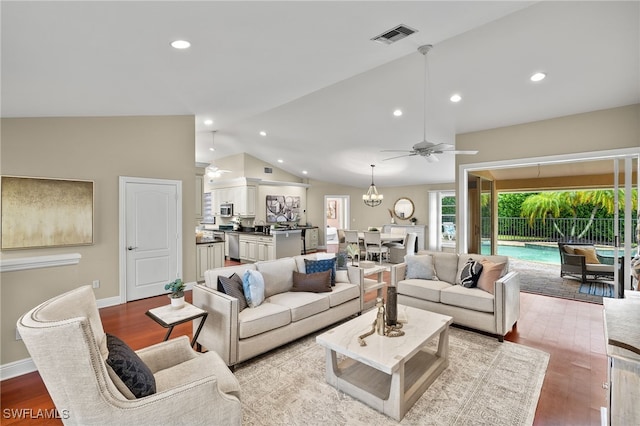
left=410, top=217, right=417, bottom=225
left=165, top=278, right=186, bottom=308
left=346, top=244, right=359, bottom=266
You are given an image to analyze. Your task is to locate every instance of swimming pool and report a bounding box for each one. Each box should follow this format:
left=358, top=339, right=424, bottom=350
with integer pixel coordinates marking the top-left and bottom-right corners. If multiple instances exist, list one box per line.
left=481, top=242, right=621, bottom=265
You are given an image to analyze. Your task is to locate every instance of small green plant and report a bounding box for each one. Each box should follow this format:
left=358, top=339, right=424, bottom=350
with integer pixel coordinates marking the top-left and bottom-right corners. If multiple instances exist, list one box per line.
left=165, top=278, right=185, bottom=298
left=346, top=244, right=359, bottom=265
left=410, top=217, right=417, bottom=224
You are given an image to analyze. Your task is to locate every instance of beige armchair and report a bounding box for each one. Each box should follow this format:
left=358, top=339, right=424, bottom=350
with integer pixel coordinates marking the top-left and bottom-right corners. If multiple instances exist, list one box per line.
left=17, top=285, right=241, bottom=425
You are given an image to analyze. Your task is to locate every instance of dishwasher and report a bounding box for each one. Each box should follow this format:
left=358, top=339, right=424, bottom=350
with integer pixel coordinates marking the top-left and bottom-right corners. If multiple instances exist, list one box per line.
left=227, top=232, right=240, bottom=261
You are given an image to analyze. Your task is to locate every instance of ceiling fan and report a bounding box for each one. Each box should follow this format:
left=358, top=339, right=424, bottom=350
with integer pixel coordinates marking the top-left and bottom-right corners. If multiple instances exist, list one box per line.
left=382, top=44, right=478, bottom=163
left=206, top=131, right=232, bottom=178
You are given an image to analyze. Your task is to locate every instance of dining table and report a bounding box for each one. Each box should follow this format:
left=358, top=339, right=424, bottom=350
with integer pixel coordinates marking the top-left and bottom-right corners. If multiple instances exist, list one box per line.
left=357, top=232, right=404, bottom=242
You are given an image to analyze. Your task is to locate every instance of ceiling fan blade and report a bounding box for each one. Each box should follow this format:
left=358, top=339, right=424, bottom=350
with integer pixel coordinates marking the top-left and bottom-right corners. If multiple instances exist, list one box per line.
left=428, top=143, right=454, bottom=151
left=382, top=153, right=417, bottom=161
left=380, top=149, right=413, bottom=153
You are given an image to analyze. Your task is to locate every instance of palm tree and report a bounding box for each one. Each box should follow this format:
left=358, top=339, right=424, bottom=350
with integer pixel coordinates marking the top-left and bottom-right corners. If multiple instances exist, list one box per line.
left=520, top=189, right=638, bottom=240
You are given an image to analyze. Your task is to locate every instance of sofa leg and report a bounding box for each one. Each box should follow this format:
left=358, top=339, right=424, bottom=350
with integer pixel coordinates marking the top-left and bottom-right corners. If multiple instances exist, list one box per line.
left=498, top=335, right=504, bottom=343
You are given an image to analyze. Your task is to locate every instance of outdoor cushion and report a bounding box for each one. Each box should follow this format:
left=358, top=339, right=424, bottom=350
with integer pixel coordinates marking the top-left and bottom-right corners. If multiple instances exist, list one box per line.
left=327, top=282, right=359, bottom=307
left=441, top=285, right=495, bottom=313
left=574, top=247, right=600, bottom=264
left=585, top=263, right=615, bottom=273
left=268, top=291, right=330, bottom=322
left=238, top=302, right=291, bottom=339
left=397, top=279, right=451, bottom=303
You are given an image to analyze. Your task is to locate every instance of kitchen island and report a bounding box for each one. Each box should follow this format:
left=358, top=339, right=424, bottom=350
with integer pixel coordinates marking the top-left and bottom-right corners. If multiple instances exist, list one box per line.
left=237, top=229, right=302, bottom=263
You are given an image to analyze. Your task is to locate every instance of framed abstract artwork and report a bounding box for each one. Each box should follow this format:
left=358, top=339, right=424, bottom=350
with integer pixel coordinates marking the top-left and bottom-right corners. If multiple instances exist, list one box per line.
left=266, top=195, right=300, bottom=223
left=1, top=176, right=94, bottom=250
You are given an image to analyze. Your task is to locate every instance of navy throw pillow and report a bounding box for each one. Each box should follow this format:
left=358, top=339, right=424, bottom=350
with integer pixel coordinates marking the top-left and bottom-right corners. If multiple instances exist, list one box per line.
left=304, top=258, right=336, bottom=286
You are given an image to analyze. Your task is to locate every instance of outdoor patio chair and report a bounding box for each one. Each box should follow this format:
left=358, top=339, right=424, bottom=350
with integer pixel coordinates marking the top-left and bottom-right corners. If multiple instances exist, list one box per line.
left=558, top=242, right=619, bottom=284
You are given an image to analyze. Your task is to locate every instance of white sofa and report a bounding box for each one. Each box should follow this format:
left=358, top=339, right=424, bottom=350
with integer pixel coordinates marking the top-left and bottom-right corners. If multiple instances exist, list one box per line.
left=391, top=250, right=520, bottom=341
left=192, top=254, right=362, bottom=366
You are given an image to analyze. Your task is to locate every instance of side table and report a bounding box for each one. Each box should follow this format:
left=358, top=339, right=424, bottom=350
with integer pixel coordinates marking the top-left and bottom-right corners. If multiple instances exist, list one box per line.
left=359, top=265, right=387, bottom=312
left=145, top=302, right=208, bottom=349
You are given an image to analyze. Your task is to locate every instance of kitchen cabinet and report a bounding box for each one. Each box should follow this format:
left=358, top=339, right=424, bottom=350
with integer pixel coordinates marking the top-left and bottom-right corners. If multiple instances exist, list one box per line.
left=256, top=236, right=274, bottom=261
left=211, top=184, right=257, bottom=217
left=195, top=173, right=204, bottom=220
left=239, top=234, right=275, bottom=262
left=196, top=242, right=224, bottom=282
left=303, top=227, right=319, bottom=253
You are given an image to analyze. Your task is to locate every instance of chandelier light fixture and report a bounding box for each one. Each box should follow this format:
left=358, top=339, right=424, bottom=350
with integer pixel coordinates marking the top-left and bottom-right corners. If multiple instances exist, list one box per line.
left=363, top=164, right=383, bottom=207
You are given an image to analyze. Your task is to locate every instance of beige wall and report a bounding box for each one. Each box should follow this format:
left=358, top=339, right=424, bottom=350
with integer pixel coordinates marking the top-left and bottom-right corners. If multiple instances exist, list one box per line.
left=456, top=104, right=640, bottom=165
left=1, top=116, right=196, bottom=365
left=306, top=180, right=454, bottom=246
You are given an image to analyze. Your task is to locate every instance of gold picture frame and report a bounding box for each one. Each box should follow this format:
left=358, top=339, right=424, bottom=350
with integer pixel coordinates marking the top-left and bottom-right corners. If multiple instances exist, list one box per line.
left=1, top=176, right=94, bottom=250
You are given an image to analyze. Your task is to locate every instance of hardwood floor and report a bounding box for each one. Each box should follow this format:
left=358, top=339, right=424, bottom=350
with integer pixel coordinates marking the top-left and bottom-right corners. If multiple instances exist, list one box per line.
left=1, top=277, right=607, bottom=425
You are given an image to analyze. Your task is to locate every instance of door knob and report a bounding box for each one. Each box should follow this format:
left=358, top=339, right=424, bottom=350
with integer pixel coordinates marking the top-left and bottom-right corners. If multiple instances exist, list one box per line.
left=127, top=246, right=137, bottom=251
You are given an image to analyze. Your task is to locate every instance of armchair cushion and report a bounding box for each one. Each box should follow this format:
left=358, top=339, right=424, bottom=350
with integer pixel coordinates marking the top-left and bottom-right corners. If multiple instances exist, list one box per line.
left=105, top=334, right=156, bottom=398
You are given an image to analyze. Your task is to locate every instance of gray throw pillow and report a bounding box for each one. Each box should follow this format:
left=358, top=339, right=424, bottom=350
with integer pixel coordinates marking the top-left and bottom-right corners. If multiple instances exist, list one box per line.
left=106, top=334, right=156, bottom=398
left=218, top=273, right=248, bottom=311
left=459, top=258, right=483, bottom=288
left=405, top=255, right=437, bottom=280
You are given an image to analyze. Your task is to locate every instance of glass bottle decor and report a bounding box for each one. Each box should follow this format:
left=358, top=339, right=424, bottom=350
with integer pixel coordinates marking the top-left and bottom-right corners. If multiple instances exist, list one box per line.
left=386, top=285, right=397, bottom=326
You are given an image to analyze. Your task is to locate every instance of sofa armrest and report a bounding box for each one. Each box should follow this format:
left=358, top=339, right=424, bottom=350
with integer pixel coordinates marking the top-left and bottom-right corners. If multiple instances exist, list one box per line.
left=192, top=284, right=239, bottom=366
left=346, top=265, right=362, bottom=288
left=390, top=263, right=407, bottom=286
left=494, top=271, right=520, bottom=337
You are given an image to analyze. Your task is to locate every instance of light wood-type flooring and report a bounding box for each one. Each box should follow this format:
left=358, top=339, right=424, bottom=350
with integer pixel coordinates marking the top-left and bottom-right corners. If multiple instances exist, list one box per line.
left=1, top=262, right=607, bottom=425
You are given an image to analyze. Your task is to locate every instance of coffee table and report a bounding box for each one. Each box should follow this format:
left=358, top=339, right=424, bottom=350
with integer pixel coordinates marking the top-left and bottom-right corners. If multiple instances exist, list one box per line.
left=316, top=305, right=452, bottom=421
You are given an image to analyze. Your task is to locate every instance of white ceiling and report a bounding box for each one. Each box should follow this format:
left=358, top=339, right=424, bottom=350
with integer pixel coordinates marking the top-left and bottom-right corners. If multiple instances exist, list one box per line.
left=2, top=1, right=639, bottom=188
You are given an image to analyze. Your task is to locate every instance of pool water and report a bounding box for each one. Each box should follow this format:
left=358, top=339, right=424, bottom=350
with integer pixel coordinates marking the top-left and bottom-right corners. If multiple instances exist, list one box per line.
left=481, top=242, right=621, bottom=265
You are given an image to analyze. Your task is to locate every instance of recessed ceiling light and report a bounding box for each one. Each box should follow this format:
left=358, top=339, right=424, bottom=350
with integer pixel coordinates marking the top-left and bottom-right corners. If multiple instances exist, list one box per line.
left=302, top=170, right=308, bottom=175
left=277, top=159, right=284, bottom=163
left=393, top=109, right=403, bottom=117
left=170, top=40, right=191, bottom=49
left=209, top=147, right=215, bottom=152
left=530, top=72, right=546, bottom=82
left=204, top=119, right=213, bottom=126
left=450, top=94, right=462, bottom=103
left=259, top=131, right=267, bottom=136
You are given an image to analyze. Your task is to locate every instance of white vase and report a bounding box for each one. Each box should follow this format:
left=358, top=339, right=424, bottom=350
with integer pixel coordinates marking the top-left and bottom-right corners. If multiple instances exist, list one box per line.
left=169, top=295, right=185, bottom=309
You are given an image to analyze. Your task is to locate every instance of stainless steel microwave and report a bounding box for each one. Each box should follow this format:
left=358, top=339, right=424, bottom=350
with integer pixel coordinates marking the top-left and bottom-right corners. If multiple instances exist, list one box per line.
left=220, top=203, right=233, bottom=217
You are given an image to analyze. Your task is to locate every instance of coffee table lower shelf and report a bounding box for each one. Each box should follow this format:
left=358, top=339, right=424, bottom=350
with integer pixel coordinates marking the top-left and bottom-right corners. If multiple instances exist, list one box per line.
left=324, top=333, right=449, bottom=421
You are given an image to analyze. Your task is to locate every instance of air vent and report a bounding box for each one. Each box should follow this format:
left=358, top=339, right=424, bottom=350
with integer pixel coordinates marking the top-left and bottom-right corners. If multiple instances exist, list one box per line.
left=264, top=167, right=273, bottom=174
left=371, top=24, right=417, bottom=45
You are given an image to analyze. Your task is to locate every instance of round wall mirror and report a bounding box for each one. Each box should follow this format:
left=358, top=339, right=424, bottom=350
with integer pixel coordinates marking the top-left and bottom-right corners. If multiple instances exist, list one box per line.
left=393, top=197, right=414, bottom=220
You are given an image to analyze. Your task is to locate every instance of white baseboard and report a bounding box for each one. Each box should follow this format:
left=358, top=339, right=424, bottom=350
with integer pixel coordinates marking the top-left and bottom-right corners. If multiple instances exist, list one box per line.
left=2, top=294, right=123, bottom=380
left=1, top=357, right=36, bottom=381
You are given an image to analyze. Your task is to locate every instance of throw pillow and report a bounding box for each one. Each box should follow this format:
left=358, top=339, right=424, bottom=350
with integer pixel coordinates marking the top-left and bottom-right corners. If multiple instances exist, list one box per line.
left=476, top=260, right=507, bottom=294
left=405, top=255, right=437, bottom=280
left=105, top=334, right=156, bottom=398
left=291, top=270, right=332, bottom=293
left=335, top=251, right=349, bottom=270
left=574, top=247, right=600, bottom=264
left=218, top=273, right=248, bottom=311
left=305, top=258, right=337, bottom=286
left=459, top=258, right=483, bottom=288
left=242, top=270, right=265, bottom=308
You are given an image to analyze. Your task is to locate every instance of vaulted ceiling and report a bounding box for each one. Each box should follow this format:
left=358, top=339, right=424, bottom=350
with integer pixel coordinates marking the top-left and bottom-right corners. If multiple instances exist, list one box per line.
left=2, top=1, right=639, bottom=187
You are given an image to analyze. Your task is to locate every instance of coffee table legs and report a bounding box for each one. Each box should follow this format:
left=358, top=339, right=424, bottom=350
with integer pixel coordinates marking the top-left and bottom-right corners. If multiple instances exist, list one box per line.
left=323, top=326, right=450, bottom=421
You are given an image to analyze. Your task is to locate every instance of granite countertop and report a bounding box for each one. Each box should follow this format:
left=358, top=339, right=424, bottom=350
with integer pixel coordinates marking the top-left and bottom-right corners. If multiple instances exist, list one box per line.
left=196, top=238, right=224, bottom=245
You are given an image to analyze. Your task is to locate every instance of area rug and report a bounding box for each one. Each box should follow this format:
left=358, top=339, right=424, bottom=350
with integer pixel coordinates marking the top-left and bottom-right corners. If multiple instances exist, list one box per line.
left=579, top=281, right=615, bottom=298
left=234, top=327, right=549, bottom=425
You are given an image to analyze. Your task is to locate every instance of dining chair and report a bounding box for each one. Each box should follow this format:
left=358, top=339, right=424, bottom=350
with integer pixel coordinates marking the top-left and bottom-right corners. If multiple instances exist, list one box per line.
left=344, top=230, right=366, bottom=261
left=389, top=232, right=417, bottom=263
left=363, top=231, right=389, bottom=264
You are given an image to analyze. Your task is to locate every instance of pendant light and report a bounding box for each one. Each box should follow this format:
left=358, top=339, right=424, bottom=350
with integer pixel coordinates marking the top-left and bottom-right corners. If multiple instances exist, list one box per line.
left=363, top=164, right=383, bottom=207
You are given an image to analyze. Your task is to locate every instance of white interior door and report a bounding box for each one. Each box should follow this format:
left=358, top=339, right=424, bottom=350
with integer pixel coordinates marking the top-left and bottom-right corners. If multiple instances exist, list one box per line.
left=120, top=177, right=182, bottom=301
